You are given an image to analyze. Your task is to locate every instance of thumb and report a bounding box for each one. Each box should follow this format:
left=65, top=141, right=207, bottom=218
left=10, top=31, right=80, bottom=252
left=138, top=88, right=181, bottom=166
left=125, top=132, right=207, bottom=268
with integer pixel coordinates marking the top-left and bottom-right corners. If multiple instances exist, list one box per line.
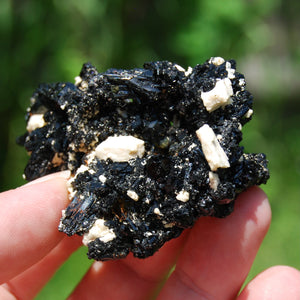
left=0, top=171, right=70, bottom=283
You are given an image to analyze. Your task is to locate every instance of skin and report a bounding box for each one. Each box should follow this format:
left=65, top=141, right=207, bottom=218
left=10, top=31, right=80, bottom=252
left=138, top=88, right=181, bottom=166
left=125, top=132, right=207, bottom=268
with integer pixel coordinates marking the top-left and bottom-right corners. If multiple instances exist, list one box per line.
left=0, top=172, right=299, bottom=300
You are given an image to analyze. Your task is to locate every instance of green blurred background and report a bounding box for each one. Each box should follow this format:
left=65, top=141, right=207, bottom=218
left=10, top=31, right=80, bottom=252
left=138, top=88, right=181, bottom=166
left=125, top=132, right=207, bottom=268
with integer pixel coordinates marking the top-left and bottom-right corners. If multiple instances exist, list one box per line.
left=1, top=0, right=299, bottom=299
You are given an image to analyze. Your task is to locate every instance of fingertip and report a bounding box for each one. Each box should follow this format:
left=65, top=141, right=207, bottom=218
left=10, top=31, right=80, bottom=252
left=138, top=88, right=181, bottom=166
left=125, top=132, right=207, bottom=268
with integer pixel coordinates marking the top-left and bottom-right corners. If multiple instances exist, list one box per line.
left=21, top=170, right=71, bottom=187
left=19, top=171, right=71, bottom=209
left=235, top=186, right=271, bottom=237
left=236, top=186, right=271, bottom=219
left=20, top=175, right=70, bottom=208
left=238, top=265, right=300, bottom=300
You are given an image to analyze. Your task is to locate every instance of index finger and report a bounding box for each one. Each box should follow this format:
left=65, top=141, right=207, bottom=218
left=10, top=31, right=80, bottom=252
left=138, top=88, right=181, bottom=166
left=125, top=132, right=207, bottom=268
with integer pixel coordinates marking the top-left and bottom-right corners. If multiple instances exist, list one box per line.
left=0, top=172, right=70, bottom=283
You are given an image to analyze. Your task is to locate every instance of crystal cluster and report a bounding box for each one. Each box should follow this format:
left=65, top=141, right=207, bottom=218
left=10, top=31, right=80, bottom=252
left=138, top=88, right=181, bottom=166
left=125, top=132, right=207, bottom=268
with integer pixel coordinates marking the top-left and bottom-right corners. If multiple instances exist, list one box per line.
left=18, top=57, right=269, bottom=260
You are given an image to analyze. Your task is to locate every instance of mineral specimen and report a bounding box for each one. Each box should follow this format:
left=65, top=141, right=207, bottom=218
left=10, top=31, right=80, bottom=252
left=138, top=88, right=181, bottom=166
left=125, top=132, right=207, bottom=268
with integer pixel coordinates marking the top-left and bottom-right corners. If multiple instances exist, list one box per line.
left=18, top=57, right=269, bottom=260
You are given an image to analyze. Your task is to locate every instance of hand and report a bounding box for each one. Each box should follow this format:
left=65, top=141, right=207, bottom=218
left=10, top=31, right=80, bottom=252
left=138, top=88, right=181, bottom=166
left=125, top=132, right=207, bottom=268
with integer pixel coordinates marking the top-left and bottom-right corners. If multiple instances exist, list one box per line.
left=0, top=173, right=299, bottom=300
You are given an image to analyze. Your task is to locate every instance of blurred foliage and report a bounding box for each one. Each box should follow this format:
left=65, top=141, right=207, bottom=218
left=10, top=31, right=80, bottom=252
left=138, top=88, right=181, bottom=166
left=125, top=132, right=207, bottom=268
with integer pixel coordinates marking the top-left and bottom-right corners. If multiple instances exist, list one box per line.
left=0, top=0, right=299, bottom=299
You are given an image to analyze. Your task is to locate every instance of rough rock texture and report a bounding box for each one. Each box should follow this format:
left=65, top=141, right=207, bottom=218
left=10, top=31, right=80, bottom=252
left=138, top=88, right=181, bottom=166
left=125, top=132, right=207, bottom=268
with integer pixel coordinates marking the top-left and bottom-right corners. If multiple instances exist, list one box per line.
left=18, top=57, right=269, bottom=260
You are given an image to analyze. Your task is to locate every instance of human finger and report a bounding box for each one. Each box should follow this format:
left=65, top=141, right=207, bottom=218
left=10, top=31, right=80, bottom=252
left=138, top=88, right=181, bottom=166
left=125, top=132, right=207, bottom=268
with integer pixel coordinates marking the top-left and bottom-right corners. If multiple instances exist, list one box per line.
left=157, top=186, right=271, bottom=300
left=69, top=231, right=189, bottom=300
left=237, top=265, right=300, bottom=300
left=0, top=172, right=70, bottom=283
left=1, top=235, right=81, bottom=300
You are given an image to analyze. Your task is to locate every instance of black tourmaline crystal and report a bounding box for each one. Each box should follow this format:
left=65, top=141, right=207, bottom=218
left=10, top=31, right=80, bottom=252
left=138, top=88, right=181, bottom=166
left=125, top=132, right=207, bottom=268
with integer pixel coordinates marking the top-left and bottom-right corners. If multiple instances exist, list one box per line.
left=18, top=57, right=269, bottom=260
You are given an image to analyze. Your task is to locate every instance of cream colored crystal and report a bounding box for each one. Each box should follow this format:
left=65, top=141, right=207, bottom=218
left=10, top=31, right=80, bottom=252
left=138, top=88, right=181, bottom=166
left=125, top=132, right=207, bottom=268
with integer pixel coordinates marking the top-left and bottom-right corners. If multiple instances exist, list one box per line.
left=225, top=61, right=236, bottom=79
left=245, top=109, right=253, bottom=118
left=26, top=114, right=46, bottom=132
left=201, top=78, right=233, bottom=112
left=176, top=190, right=190, bottom=202
left=95, top=135, right=145, bottom=162
left=209, top=57, right=225, bottom=66
left=99, top=175, right=107, bottom=183
left=154, top=208, right=163, bottom=216
left=209, top=171, right=220, bottom=191
left=82, top=219, right=116, bottom=246
left=127, top=190, right=139, bottom=201
left=196, top=124, right=230, bottom=171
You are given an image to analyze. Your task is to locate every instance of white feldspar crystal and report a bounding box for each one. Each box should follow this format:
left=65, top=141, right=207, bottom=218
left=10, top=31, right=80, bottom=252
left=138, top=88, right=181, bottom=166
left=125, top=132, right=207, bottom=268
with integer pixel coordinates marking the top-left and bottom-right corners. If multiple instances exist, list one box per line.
left=127, top=190, right=139, bottom=201
left=209, top=57, right=225, bottom=66
left=225, top=61, right=236, bottom=79
left=99, top=175, right=107, bottom=183
left=74, top=76, right=82, bottom=86
left=185, top=66, right=193, bottom=76
left=201, top=78, right=233, bottom=112
left=26, top=114, right=46, bottom=132
left=239, top=78, right=246, bottom=88
left=154, top=207, right=163, bottom=216
left=80, top=80, right=88, bottom=90
left=174, top=64, right=186, bottom=73
left=209, top=171, right=220, bottom=191
left=75, top=164, right=89, bottom=175
left=196, top=124, right=230, bottom=171
left=163, top=222, right=175, bottom=228
left=144, top=232, right=153, bottom=237
left=245, top=109, right=253, bottom=118
left=82, top=219, right=116, bottom=246
left=95, top=135, right=145, bottom=162
left=188, top=143, right=197, bottom=151
left=176, top=190, right=190, bottom=202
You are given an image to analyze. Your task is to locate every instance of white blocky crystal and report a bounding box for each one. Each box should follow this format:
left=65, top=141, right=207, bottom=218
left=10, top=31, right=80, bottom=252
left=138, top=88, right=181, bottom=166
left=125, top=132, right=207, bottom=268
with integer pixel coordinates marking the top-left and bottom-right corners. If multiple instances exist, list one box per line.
left=196, top=124, right=230, bottom=171
left=154, top=207, right=163, bottom=216
left=225, top=61, right=236, bottom=79
left=80, top=80, right=88, bottom=90
left=176, top=190, right=190, bottom=202
left=26, top=114, right=47, bottom=132
left=239, top=78, right=246, bottom=88
left=209, top=171, right=220, bottom=191
left=75, top=164, right=89, bottom=175
left=95, top=135, right=145, bottom=162
left=209, top=57, right=225, bottom=66
left=185, top=66, right=193, bottom=76
left=74, top=76, right=82, bottom=86
left=99, top=175, right=107, bottom=183
left=174, top=64, right=186, bottom=73
left=245, top=109, right=253, bottom=118
left=127, top=190, right=139, bottom=201
left=82, top=219, right=116, bottom=246
left=201, top=78, right=233, bottom=112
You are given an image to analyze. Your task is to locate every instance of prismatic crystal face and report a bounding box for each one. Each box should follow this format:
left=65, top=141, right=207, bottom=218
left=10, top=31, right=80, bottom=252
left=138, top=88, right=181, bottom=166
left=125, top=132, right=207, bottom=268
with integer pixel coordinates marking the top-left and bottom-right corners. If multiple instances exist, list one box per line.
left=18, top=57, right=269, bottom=260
